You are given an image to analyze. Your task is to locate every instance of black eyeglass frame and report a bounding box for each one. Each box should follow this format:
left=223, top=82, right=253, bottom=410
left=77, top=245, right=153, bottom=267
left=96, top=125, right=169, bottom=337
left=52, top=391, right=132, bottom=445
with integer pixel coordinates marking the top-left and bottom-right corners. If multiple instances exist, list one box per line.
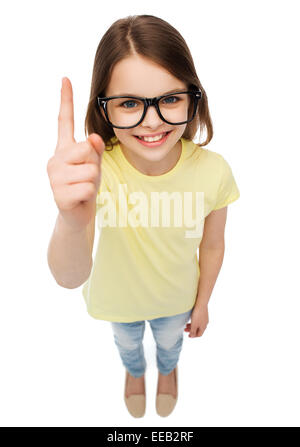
left=96, top=90, right=202, bottom=129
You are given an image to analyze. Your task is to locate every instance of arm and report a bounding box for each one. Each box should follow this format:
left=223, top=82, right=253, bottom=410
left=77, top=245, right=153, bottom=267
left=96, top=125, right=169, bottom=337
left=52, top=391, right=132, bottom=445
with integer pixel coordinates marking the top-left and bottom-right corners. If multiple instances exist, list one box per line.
left=47, top=212, right=95, bottom=289
left=195, top=206, right=227, bottom=308
left=185, top=206, right=227, bottom=337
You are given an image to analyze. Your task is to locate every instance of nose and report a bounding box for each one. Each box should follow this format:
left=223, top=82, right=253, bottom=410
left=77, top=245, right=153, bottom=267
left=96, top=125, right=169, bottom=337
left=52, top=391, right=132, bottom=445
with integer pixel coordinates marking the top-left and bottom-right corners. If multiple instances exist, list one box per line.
left=140, top=104, right=164, bottom=128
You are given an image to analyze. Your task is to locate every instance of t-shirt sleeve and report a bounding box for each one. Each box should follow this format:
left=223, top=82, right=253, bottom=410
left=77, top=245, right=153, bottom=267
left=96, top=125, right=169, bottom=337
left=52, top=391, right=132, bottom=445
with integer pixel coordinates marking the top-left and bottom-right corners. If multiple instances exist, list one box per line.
left=213, top=155, right=240, bottom=210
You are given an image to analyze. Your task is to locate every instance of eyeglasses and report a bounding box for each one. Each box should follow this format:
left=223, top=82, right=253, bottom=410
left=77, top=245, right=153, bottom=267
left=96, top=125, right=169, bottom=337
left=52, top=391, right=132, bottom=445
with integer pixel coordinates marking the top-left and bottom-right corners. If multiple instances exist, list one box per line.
left=97, top=90, right=202, bottom=129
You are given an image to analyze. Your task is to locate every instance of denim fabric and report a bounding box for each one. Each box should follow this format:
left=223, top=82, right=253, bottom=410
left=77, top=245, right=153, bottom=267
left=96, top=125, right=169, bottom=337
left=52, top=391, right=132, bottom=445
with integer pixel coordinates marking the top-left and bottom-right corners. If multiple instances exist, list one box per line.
left=111, top=308, right=193, bottom=378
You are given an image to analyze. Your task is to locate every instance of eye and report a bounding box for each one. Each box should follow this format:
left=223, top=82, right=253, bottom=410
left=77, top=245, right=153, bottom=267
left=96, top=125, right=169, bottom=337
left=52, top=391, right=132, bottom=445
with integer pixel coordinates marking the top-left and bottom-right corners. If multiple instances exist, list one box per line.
left=120, top=100, right=138, bottom=108
left=161, top=95, right=180, bottom=105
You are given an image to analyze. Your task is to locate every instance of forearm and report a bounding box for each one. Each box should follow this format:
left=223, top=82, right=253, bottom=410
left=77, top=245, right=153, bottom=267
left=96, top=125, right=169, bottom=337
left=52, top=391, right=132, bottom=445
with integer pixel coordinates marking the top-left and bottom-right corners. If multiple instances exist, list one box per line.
left=195, top=245, right=225, bottom=307
left=47, top=213, right=93, bottom=289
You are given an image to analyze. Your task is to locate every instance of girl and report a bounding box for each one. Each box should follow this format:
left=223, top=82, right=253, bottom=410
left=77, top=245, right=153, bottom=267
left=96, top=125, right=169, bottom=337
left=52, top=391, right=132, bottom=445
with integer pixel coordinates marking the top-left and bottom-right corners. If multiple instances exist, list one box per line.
left=47, top=15, right=240, bottom=419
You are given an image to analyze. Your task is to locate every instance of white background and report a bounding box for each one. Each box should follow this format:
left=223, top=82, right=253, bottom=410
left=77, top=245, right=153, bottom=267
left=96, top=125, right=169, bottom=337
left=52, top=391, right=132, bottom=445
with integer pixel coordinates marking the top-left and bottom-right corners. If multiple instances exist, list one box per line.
left=0, top=0, right=299, bottom=427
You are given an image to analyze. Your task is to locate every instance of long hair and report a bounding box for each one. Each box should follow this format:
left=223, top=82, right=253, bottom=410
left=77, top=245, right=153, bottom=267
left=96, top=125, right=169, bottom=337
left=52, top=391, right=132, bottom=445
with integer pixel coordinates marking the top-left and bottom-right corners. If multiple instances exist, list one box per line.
left=84, top=14, right=213, bottom=151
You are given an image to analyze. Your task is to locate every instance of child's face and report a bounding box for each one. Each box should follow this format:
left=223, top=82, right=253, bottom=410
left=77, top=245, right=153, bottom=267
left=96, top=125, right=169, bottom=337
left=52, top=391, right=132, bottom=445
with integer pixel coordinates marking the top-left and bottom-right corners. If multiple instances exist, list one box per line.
left=104, top=54, right=188, bottom=166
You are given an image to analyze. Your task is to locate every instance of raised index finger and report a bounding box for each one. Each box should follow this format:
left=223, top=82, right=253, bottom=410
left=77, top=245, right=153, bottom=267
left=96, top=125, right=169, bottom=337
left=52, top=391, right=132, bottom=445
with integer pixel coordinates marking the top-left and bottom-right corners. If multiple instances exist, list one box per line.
left=57, top=77, right=75, bottom=149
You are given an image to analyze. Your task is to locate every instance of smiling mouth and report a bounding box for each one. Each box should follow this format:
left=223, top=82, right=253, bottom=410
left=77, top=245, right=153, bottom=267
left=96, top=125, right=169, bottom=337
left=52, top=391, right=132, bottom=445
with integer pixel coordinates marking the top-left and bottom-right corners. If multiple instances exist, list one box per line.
left=134, top=131, right=171, bottom=141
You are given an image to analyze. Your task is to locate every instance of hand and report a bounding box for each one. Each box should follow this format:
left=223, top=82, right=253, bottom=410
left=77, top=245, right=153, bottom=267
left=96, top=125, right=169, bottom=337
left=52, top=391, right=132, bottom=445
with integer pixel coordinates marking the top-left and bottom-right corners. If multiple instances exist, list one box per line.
left=46, top=77, right=105, bottom=231
left=184, top=304, right=209, bottom=338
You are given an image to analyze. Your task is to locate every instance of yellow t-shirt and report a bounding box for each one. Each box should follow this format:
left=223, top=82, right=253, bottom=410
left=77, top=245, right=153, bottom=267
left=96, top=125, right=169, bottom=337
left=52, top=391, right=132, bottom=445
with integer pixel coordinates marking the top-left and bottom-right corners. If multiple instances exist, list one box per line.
left=82, top=137, right=240, bottom=322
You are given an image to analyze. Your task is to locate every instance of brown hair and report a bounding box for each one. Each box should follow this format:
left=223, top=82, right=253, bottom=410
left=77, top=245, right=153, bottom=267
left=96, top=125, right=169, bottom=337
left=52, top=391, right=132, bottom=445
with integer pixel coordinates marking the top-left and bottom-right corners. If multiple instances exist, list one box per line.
left=84, top=14, right=213, bottom=151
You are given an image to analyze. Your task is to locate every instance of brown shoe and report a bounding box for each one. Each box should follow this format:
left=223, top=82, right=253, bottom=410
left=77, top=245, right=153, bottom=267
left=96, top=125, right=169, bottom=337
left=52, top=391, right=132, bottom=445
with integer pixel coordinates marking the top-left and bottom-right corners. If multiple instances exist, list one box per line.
left=156, top=365, right=178, bottom=417
left=124, top=370, right=146, bottom=418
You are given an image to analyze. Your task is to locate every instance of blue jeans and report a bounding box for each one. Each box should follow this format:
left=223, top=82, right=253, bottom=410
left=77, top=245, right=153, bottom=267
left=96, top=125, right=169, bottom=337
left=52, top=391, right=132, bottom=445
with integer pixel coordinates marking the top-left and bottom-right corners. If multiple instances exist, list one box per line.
left=111, top=308, right=193, bottom=378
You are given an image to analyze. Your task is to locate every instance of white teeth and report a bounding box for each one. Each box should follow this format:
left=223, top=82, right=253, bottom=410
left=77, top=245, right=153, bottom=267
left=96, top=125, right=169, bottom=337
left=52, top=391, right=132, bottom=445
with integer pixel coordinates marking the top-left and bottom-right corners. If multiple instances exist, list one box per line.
left=138, top=133, right=167, bottom=142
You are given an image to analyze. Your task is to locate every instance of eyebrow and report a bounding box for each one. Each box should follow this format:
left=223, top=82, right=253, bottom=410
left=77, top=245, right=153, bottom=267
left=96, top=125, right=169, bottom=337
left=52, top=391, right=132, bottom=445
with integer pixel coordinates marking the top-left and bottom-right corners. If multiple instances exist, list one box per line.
left=113, top=87, right=187, bottom=97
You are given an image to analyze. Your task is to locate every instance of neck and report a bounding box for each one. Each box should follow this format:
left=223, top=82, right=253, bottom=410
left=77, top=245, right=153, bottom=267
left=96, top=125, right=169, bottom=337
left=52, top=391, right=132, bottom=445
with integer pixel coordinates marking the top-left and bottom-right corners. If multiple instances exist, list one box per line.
left=120, top=139, right=182, bottom=176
